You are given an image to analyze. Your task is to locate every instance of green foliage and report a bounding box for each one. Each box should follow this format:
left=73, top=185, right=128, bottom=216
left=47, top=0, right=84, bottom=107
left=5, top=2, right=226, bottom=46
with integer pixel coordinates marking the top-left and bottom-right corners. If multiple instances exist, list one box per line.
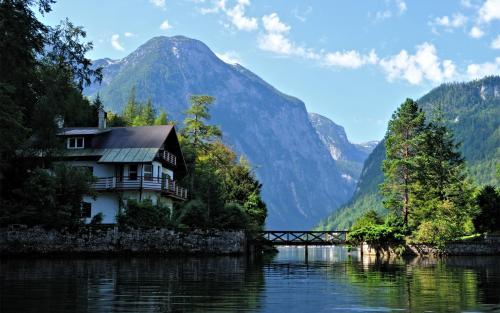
left=381, top=98, right=426, bottom=226
left=117, top=199, right=171, bottom=228
left=0, top=0, right=102, bottom=221
left=214, top=202, right=248, bottom=230
left=348, top=211, right=405, bottom=246
left=90, top=212, right=104, bottom=225
left=351, top=210, right=382, bottom=231
left=473, top=185, right=500, bottom=233
left=318, top=77, right=499, bottom=231
left=175, top=199, right=208, bottom=228
left=176, top=96, right=266, bottom=231
left=0, top=164, right=95, bottom=228
left=154, top=110, right=168, bottom=125
left=183, top=95, right=222, bottom=148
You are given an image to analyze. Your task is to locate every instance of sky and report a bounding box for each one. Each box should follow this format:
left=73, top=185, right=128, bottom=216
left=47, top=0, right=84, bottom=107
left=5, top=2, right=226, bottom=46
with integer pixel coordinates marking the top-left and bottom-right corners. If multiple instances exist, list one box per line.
left=39, top=0, right=500, bottom=143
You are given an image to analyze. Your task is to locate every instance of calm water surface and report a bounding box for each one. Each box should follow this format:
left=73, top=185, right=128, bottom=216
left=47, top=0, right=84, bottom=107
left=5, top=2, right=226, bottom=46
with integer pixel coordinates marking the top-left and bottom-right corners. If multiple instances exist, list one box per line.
left=1, top=246, right=500, bottom=312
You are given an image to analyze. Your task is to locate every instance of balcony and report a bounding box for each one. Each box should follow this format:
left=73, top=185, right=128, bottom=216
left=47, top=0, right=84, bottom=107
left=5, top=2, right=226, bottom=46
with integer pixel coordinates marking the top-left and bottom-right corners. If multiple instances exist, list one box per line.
left=159, top=150, right=177, bottom=166
left=92, top=176, right=188, bottom=200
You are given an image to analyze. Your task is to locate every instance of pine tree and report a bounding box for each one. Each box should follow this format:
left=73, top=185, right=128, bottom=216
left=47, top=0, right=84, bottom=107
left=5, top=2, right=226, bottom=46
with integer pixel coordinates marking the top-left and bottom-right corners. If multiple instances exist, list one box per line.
left=123, top=86, right=138, bottom=125
left=154, top=110, right=168, bottom=125
left=142, top=98, right=156, bottom=125
left=183, top=95, right=222, bottom=148
left=381, top=98, right=426, bottom=227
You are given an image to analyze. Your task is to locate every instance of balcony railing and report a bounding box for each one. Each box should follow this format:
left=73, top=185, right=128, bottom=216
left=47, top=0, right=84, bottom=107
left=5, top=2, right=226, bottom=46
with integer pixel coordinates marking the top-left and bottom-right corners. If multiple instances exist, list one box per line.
left=92, top=176, right=188, bottom=200
left=159, top=150, right=177, bottom=166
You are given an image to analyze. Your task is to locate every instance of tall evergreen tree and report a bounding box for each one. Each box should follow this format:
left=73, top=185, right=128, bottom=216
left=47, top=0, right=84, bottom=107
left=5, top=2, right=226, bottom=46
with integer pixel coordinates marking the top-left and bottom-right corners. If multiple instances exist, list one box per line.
left=381, top=98, right=426, bottom=227
left=154, top=110, right=168, bottom=125
left=123, top=86, right=138, bottom=125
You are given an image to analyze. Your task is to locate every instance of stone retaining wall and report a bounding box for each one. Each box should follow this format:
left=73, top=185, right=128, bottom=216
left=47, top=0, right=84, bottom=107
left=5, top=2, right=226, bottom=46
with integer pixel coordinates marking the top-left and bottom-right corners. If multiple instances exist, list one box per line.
left=0, top=226, right=247, bottom=256
left=362, top=236, right=500, bottom=257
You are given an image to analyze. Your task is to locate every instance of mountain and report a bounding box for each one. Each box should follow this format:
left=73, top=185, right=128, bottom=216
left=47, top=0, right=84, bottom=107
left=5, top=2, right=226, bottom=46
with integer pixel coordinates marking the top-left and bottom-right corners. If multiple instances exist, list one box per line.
left=308, top=113, right=377, bottom=184
left=316, top=76, right=500, bottom=230
left=84, top=36, right=353, bottom=229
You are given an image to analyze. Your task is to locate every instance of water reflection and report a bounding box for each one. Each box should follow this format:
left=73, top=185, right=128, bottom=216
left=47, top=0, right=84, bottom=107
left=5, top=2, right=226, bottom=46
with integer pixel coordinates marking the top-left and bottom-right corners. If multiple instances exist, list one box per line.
left=1, top=247, right=499, bottom=312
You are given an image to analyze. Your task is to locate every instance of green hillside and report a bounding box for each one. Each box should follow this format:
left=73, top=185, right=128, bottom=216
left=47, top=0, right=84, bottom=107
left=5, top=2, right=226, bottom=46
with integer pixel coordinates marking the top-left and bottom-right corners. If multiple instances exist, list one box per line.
left=317, top=76, right=500, bottom=230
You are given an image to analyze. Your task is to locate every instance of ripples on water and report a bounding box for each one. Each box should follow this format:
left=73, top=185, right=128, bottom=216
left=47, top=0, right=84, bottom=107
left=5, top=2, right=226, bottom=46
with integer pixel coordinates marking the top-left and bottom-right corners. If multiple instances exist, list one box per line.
left=1, top=246, right=499, bottom=312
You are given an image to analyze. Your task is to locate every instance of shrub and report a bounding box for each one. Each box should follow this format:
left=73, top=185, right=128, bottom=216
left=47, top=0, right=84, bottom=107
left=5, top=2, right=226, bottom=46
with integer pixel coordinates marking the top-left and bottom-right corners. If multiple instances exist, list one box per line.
left=473, top=185, right=500, bottom=233
left=117, top=199, right=170, bottom=228
left=214, top=202, right=248, bottom=230
left=175, top=199, right=208, bottom=228
left=90, top=212, right=104, bottom=225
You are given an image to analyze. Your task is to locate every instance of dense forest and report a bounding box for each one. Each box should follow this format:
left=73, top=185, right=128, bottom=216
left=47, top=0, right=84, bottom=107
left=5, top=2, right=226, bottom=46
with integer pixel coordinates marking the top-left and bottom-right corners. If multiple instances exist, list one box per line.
left=317, top=77, right=500, bottom=231
left=322, top=98, right=499, bottom=247
left=0, top=0, right=266, bottom=232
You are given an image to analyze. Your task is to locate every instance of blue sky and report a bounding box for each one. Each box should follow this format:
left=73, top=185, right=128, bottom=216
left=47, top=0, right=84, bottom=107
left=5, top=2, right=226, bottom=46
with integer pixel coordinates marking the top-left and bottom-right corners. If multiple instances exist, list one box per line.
left=39, top=0, right=500, bottom=143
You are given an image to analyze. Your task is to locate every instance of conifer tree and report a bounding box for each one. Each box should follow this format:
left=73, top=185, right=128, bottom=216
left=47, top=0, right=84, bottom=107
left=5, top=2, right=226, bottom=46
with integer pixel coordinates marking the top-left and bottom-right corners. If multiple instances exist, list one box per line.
left=154, top=110, right=168, bottom=125
left=381, top=98, right=426, bottom=227
left=123, top=87, right=138, bottom=125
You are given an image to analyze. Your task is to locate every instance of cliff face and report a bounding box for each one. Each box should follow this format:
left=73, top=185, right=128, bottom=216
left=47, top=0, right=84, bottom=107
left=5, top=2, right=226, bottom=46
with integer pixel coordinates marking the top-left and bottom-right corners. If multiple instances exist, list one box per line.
left=85, top=36, right=353, bottom=229
left=309, top=112, right=377, bottom=185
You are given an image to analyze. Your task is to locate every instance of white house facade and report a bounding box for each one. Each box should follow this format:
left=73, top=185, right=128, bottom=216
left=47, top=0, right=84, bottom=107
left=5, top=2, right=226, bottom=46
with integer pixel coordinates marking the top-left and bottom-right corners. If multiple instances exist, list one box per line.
left=56, top=112, right=188, bottom=224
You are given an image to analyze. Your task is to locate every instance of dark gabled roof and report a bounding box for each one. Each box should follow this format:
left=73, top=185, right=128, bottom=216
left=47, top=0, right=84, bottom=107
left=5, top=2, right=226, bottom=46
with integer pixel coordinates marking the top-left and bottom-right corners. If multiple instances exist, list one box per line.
left=57, top=125, right=187, bottom=174
left=90, top=125, right=174, bottom=149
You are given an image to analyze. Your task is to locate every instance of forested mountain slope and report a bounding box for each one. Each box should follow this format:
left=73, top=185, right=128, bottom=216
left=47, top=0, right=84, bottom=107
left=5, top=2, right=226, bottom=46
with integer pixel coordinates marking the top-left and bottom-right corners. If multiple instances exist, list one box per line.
left=317, top=76, right=500, bottom=230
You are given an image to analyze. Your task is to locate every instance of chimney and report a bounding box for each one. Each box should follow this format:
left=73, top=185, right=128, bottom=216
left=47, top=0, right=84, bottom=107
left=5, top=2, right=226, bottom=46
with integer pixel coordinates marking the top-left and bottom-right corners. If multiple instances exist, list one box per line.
left=98, top=107, right=107, bottom=129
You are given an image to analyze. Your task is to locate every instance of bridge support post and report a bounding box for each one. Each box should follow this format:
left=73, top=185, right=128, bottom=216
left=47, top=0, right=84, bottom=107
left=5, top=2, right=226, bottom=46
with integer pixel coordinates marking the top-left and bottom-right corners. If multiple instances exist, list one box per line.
left=304, top=244, right=308, bottom=263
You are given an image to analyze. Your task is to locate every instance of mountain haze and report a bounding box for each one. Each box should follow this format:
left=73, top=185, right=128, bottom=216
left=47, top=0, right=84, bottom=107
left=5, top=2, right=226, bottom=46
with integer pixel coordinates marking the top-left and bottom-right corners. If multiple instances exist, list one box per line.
left=85, top=36, right=354, bottom=229
left=317, top=76, right=500, bottom=230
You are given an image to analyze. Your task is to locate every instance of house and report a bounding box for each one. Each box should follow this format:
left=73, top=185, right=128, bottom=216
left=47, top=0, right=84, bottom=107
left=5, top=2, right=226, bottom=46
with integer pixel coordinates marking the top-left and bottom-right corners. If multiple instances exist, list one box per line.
left=56, top=109, right=188, bottom=224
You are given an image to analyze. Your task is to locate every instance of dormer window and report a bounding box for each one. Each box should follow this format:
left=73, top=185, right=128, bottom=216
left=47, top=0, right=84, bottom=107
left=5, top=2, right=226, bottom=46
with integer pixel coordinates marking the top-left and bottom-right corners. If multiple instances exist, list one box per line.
left=67, top=137, right=84, bottom=149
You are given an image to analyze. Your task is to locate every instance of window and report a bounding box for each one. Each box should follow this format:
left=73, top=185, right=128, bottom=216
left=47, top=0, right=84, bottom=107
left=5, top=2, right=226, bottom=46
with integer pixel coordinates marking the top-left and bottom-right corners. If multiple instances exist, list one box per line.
left=67, top=137, right=84, bottom=149
left=129, top=164, right=138, bottom=180
left=81, top=202, right=91, bottom=218
left=144, top=164, right=153, bottom=181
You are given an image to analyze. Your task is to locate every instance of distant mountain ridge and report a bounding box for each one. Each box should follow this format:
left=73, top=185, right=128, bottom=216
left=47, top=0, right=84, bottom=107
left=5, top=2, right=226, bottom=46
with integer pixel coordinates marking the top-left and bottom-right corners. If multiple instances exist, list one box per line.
left=308, top=113, right=377, bottom=184
left=85, top=35, right=356, bottom=229
left=316, top=76, right=500, bottom=230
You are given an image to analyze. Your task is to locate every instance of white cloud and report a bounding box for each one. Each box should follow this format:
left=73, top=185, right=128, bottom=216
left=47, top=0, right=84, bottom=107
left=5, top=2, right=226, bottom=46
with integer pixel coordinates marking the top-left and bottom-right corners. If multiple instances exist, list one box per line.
left=379, top=42, right=456, bottom=85
left=226, top=0, right=258, bottom=31
left=433, top=14, right=467, bottom=28
left=469, top=26, right=484, bottom=38
left=160, top=20, right=172, bottom=30
left=324, top=50, right=378, bottom=69
left=262, top=12, right=290, bottom=33
left=376, top=10, right=392, bottom=20
left=467, top=57, right=500, bottom=78
left=201, top=0, right=257, bottom=31
left=478, top=0, right=500, bottom=23
left=215, top=51, right=242, bottom=64
left=292, top=6, right=312, bottom=22
left=150, top=0, right=166, bottom=9
left=396, top=0, right=407, bottom=14
left=257, top=13, right=319, bottom=59
left=374, top=0, right=406, bottom=21
left=111, top=34, right=124, bottom=51
left=490, top=35, right=500, bottom=49
left=124, top=32, right=135, bottom=37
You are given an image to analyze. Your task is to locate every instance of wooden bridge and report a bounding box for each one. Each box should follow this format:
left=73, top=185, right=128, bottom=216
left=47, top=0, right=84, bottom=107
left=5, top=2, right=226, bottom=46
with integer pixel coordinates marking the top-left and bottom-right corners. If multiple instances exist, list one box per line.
left=258, top=230, right=348, bottom=246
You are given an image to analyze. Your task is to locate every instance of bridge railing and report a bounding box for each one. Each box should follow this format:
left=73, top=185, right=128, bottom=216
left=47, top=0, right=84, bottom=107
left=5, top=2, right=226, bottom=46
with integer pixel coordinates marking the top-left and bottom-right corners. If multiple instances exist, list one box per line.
left=258, top=230, right=348, bottom=245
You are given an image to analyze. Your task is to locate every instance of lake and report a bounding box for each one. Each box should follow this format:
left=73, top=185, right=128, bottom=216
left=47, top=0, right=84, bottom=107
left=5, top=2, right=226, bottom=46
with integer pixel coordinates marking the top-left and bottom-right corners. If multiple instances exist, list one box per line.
left=1, top=246, right=499, bottom=312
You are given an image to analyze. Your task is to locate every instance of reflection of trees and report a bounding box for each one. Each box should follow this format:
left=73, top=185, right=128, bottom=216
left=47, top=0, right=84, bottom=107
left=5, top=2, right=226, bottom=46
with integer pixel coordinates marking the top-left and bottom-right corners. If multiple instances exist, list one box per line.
left=0, top=256, right=266, bottom=313
left=336, top=255, right=500, bottom=312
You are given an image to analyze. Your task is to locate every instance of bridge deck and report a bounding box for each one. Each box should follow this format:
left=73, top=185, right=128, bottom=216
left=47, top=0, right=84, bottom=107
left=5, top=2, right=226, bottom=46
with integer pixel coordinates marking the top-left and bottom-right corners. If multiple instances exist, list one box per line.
left=258, top=231, right=348, bottom=246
